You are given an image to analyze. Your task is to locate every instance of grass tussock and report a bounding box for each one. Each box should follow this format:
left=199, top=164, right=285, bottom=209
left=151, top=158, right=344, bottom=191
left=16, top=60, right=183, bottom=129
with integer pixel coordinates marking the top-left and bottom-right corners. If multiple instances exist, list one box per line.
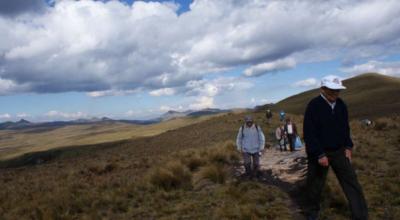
left=194, top=164, right=227, bottom=184
left=148, top=161, right=192, bottom=191
left=87, top=162, right=117, bottom=175
left=148, top=140, right=239, bottom=191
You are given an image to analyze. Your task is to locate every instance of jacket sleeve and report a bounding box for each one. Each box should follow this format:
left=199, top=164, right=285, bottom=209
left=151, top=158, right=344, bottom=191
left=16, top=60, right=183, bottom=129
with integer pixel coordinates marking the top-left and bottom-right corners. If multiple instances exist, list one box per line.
left=236, top=126, right=243, bottom=151
left=303, top=101, right=325, bottom=158
left=258, top=126, right=266, bottom=151
left=343, top=102, right=354, bottom=149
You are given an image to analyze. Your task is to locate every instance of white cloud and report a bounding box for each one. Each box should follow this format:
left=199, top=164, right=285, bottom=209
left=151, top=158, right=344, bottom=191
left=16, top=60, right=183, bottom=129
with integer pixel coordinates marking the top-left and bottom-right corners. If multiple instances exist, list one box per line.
left=189, top=96, right=214, bottom=110
left=0, top=0, right=399, bottom=96
left=341, top=60, right=400, bottom=76
left=249, top=97, right=277, bottom=106
left=293, top=78, right=319, bottom=88
left=0, top=77, right=28, bottom=95
left=159, top=105, right=173, bottom=112
left=244, top=58, right=296, bottom=77
left=186, top=77, right=253, bottom=97
left=0, top=113, right=12, bottom=120
left=45, top=110, right=87, bottom=119
left=16, top=113, right=30, bottom=118
left=86, top=89, right=140, bottom=97
left=149, top=88, right=176, bottom=96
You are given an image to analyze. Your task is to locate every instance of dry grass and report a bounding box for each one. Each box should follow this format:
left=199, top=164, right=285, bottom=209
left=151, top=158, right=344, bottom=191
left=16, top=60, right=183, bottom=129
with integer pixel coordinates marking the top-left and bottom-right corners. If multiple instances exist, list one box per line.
left=0, top=114, right=223, bottom=160
left=319, top=116, right=400, bottom=219
left=148, top=161, right=192, bottom=190
left=0, top=109, right=398, bottom=219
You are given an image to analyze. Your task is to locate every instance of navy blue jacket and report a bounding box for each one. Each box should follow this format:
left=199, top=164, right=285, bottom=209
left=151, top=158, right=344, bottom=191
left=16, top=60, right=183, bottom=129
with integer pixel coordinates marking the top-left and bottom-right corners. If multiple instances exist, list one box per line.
left=303, top=95, right=353, bottom=159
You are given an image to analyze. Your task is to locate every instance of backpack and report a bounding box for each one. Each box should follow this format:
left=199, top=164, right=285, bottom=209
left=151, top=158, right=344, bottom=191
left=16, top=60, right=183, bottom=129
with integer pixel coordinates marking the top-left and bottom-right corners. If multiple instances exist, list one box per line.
left=241, top=124, right=259, bottom=138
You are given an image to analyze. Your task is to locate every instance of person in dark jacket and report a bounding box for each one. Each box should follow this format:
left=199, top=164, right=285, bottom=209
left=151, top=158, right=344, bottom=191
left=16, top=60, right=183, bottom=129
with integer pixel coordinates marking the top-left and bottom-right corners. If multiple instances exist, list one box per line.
left=303, top=75, right=368, bottom=220
left=265, top=109, right=273, bottom=124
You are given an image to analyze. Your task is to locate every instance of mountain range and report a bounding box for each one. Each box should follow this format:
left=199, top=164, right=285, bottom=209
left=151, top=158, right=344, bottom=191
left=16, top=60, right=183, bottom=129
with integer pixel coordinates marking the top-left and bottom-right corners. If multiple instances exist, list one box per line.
left=0, top=108, right=231, bottom=130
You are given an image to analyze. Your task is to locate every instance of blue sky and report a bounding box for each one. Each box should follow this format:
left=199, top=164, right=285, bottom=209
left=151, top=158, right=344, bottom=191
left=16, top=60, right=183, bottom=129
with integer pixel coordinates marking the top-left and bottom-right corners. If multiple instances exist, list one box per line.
left=0, top=0, right=400, bottom=122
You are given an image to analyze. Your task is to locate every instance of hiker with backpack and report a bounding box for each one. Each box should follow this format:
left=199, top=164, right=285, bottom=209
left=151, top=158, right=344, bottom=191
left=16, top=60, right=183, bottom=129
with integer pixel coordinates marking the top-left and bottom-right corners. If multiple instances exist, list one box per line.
left=284, top=118, right=298, bottom=152
left=236, top=115, right=265, bottom=179
left=279, top=110, right=286, bottom=122
left=265, top=109, right=273, bottom=124
left=303, top=75, right=368, bottom=220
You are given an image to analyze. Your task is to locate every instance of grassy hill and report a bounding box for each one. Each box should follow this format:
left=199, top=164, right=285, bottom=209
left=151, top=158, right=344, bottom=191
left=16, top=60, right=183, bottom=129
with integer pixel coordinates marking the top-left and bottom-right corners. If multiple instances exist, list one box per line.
left=265, top=73, right=400, bottom=119
left=0, top=107, right=399, bottom=219
left=0, top=114, right=223, bottom=160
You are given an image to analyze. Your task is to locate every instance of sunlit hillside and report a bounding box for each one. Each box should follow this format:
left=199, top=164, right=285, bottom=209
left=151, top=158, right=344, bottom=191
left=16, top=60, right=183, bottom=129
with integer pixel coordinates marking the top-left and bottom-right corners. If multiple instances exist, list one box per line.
left=0, top=114, right=223, bottom=160
left=264, top=73, right=400, bottom=119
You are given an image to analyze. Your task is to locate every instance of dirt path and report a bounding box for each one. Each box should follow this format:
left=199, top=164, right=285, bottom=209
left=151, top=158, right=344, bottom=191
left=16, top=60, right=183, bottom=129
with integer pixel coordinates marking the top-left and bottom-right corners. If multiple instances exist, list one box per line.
left=260, top=147, right=307, bottom=184
left=259, top=146, right=308, bottom=219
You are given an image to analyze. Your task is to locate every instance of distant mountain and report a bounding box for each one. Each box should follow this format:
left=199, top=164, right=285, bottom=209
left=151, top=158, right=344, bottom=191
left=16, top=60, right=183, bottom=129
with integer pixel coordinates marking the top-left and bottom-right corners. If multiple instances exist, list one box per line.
left=259, top=73, right=400, bottom=119
left=0, top=119, right=33, bottom=130
left=187, top=108, right=230, bottom=117
left=0, top=108, right=232, bottom=130
left=161, top=110, right=191, bottom=121
left=160, top=108, right=230, bottom=121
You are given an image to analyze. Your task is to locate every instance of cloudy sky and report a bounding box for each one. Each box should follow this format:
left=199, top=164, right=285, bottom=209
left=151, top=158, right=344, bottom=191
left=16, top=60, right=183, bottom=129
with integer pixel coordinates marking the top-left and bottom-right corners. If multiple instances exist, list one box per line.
left=0, top=0, right=400, bottom=121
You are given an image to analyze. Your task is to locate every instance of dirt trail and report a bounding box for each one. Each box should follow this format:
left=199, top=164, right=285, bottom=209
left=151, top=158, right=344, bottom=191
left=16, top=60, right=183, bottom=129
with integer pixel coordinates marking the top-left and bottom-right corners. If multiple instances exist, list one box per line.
left=260, top=147, right=307, bottom=185
left=259, top=146, right=308, bottom=219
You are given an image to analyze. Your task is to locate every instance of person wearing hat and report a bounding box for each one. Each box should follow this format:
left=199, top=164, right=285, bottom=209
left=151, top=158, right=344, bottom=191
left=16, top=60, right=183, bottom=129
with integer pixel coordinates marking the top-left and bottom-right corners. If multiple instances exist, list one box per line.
left=236, top=115, right=265, bottom=179
left=303, top=75, right=368, bottom=220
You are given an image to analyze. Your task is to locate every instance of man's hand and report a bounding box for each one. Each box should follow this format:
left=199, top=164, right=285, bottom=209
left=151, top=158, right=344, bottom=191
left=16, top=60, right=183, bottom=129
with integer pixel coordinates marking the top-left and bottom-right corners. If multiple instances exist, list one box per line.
left=345, top=148, right=352, bottom=161
left=318, top=156, right=329, bottom=167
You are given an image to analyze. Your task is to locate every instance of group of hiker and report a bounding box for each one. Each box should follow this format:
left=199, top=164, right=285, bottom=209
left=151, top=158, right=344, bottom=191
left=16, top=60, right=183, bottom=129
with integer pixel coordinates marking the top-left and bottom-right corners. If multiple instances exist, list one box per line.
left=235, top=75, right=368, bottom=220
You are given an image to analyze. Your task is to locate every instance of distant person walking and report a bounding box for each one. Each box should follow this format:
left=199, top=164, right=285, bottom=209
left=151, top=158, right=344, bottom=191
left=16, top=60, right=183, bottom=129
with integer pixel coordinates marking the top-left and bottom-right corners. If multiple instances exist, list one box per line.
left=284, top=118, right=298, bottom=152
left=303, top=75, right=368, bottom=220
left=275, top=124, right=287, bottom=151
left=279, top=110, right=286, bottom=122
left=236, top=115, right=265, bottom=179
left=265, top=109, right=273, bottom=124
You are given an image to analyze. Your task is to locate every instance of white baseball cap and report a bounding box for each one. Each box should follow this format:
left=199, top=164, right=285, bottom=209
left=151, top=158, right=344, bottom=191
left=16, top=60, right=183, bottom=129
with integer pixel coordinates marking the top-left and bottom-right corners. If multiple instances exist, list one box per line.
left=321, top=75, right=346, bottom=90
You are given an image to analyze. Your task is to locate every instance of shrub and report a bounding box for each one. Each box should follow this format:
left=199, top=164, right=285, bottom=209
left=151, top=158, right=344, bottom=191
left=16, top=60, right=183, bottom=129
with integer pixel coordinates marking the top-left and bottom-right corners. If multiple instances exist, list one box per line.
left=195, top=164, right=227, bottom=184
left=207, top=141, right=240, bottom=165
left=182, top=155, right=207, bottom=172
left=87, top=162, right=117, bottom=175
left=374, top=120, right=388, bottom=131
left=148, top=161, right=192, bottom=191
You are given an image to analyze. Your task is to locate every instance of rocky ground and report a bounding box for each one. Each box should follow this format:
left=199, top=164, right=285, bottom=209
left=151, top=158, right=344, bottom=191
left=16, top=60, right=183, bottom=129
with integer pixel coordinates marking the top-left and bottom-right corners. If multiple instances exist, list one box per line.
left=260, top=146, right=307, bottom=184
left=234, top=144, right=309, bottom=219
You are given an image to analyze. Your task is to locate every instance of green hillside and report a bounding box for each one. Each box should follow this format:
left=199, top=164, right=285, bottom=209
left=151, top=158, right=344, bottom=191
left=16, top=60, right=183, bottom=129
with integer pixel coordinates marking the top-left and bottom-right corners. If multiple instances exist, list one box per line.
left=266, top=73, right=400, bottom=119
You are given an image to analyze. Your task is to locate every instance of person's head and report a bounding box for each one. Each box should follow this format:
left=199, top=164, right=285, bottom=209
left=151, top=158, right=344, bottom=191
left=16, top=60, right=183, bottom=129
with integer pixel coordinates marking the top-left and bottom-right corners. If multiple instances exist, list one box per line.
left=244, top=115, right=254, bottom=127
left=320, top=75, right=346, bottom=102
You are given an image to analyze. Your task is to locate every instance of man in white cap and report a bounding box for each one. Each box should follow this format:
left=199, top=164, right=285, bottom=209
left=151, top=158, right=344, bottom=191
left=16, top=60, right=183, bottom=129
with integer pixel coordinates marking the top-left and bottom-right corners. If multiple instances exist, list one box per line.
left=236, top=115, right=265, bottom=179
left=303, top=75, right=368, bottom=220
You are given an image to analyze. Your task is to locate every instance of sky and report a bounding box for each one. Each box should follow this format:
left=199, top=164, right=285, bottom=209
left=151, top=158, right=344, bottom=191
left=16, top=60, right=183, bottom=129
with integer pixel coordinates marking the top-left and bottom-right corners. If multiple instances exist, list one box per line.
left=1, top=0, right=400, bottom=122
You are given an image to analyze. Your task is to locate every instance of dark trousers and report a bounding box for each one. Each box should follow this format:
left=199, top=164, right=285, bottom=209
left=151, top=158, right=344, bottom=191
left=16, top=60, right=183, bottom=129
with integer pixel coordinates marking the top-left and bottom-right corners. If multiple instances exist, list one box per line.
left=243, top=152, right=260, bottom=176
left=279, top=137, right=287, bottom=151
left=306, top=148, right=368, bottom=220
left=288, top=134, right=295, bottom=151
